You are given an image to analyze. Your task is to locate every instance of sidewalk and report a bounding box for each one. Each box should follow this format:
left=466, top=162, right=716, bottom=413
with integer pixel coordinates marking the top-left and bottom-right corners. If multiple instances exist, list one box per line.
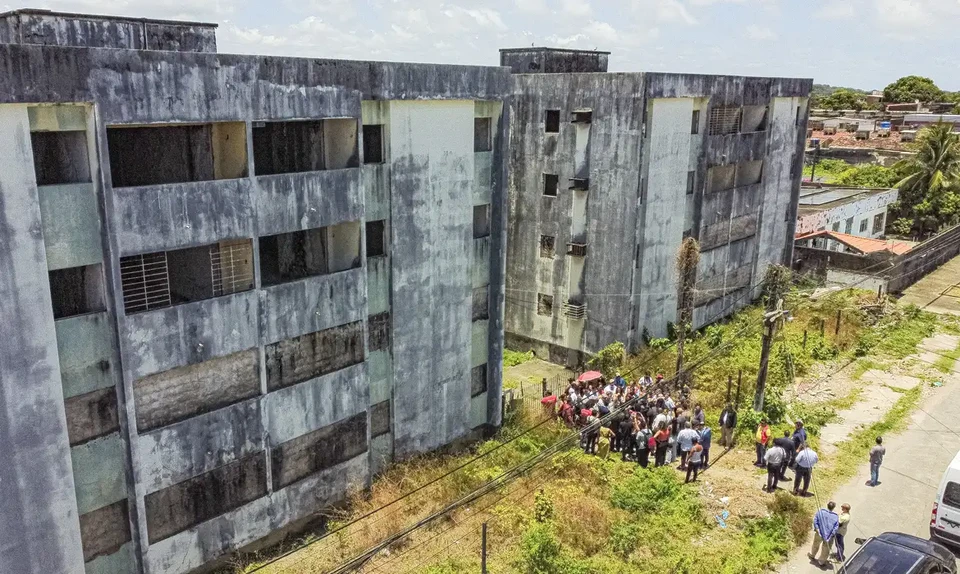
left=779, top=335, right=960, bottom=572
left=900, top=253, right=960, bottom=317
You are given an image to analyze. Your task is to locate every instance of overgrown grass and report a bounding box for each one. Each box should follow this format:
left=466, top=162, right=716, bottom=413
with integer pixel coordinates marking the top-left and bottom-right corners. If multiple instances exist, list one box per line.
left=933, top=340, right=960, bottom=373
left=504, top=348, right=535, bottom=368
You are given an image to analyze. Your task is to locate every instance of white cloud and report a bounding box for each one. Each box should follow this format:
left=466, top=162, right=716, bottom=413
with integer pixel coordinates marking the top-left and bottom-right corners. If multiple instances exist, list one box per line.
left=444, top=6, right=507, bottom=30
left=560, top=0, right=592, bottom=18
left=632, top=0, right=697, bottom=25
left=744, top=24, right=776, bottom=40
left=814, top=1, right=855, bottom=20
left=514, top=0, right=548, bottom=13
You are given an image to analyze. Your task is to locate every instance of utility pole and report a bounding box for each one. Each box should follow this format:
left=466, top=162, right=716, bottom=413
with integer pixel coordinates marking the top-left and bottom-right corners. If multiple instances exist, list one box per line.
left=675, top=237, right=700, bottom=385
left=754, top=265, right=792, bottom=412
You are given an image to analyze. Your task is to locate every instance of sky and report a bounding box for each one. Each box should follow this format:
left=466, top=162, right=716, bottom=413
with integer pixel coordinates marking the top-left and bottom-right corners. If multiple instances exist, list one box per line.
left=5, top=0, right=960, bottom=91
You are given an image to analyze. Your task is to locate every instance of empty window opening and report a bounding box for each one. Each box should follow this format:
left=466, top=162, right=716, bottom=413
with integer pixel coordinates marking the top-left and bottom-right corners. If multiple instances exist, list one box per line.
left=740, top=105, right=769, bottom=133
left=252, top=118, right=358, bottom=176
left=120, top=239, right=254, bottom=314
left=537, top=293, right=553, bottom=316
left=873, top=214, right=884, bottom=234
left=370, top=401, right=391, bottom=438
left=49, top=264, right=105, bottom=319
left=368, top=312, right=391, bottom=352
left=571, top=110, right=592, bottom=123
left=328, top=220, right=362, bottom=272
left=706, top=164, right=736, bottom=193
left=473, top=204, right=491, bottom=239
left=708, top=106, right=741, bottom=136
left=474, top=117, right=492, bottom=152
left=796, top=106, right=802, bottom=127
left=832, top=221, right=841, bottom=232
left=545, top=110, right=560, bottom=133
left=859, top=219, right=869, bottom=233
left=543, top=173, right=559, bottom=197
left=363, top=124, right=384, bottom=164
left=259, top=227, right=328, bottom=287
left=107, top=123, right=247, bottom=188
left=472, top=286, right=489, bottom=321
left=845, top=218, right=854, bottom=234
left=691, top=110, right=700, bottom=135
left=686, top=171, right=696, bottom=195
left=265, top=321, right=365, bottom=391
left=540, top=235, right=556, bottom=258
left=31, top=131, right=91, bottom=185
left=734, top=160, right=763, bottom=187
left=270, top=413, right=367, bottom=491
left=366, top=220, right=386, bottom=258
left=471, top=364, right=488, bottom=397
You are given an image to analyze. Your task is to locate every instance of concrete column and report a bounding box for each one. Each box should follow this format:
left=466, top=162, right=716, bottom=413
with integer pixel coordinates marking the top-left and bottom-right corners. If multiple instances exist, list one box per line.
left=0, top=104, right=85, bottom=574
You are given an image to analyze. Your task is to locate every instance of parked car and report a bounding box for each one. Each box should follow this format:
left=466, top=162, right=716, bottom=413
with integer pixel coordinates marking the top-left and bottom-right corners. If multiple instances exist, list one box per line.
left=931, top=450, right=960, bottom=548
left=844, top=532, right=956, bottom=574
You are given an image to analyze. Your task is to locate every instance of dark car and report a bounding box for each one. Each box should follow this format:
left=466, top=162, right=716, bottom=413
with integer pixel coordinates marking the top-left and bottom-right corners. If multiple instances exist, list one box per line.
left=844, top=532, right=957, bottom=574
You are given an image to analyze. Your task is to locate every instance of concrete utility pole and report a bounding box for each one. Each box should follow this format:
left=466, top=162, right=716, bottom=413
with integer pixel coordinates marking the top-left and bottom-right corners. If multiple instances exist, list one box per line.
left=754, top=265, right=792, bottom=412
left=675, top=237, right=700, bottom=384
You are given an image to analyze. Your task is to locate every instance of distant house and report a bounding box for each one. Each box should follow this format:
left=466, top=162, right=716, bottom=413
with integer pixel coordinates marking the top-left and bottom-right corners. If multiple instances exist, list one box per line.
left=795, top=184, right=899, bottom=241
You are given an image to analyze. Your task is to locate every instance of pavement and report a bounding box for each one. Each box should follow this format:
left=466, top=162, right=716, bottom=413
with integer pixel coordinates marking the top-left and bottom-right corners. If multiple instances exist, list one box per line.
left=780, top=337, right=960, bottom=572
left=900, top=253, right=960, bottom=317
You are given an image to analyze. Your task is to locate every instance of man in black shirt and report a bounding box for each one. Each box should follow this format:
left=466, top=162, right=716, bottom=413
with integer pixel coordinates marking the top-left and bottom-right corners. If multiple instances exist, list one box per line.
left=774, top=430, right=795, bottom=480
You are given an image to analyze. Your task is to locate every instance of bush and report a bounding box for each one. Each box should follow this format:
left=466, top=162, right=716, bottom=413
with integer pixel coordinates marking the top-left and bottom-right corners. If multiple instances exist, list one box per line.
left=610, top=467, right=698, bottom=516
left=517, top=523, right=588, bottom=574
left=768, top=491, right=811, bottom=545
left=649, top=337, right=671, bottom=351
left=504, top=349, right=535, bottom=368
left=588, top=342, right=626, bottom=378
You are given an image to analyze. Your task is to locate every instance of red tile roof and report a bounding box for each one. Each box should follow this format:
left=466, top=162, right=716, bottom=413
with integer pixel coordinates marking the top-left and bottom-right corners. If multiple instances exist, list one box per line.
left=795, top=230, right=913, bottom=256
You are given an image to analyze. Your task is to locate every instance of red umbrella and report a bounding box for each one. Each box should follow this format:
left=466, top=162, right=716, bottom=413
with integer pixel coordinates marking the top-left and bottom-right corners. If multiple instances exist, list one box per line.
left=577, top=371, right=603, bottom=383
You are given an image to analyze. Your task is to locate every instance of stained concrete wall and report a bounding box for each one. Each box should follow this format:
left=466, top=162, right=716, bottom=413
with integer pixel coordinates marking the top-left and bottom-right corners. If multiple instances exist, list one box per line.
left=0, top=104, right=86, bottom=574
left=506, top=71, right=810, bottom=359
left=0, top=19, right=507, bottom=574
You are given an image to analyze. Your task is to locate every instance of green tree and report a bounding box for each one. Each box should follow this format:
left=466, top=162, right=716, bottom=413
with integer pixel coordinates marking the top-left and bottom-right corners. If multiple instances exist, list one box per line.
left=882, top=76, right=943, bottom=103
left=587, top=342, right=625, bottom=378
left=819, top=88, right=866, bottom=111
left=893, top=123, right=960, bottom=235
left=833, top=164, right=899, bottom=188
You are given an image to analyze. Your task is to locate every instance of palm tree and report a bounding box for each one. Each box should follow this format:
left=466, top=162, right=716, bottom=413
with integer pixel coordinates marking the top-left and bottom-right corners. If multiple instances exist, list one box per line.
left=894, top=122, right=960, bottom=236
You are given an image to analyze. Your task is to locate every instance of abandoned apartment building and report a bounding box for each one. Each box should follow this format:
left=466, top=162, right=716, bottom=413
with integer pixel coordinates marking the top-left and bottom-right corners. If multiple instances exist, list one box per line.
left=0, top=9, right=508, bottom=574
left=501, top=47, right=812, bottom=366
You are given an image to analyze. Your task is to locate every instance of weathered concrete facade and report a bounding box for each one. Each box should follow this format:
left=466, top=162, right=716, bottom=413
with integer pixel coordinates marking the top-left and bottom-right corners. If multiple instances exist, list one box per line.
left=503, top=48, right=811, bottom=364
left=0, top=10, right=507, bottom=574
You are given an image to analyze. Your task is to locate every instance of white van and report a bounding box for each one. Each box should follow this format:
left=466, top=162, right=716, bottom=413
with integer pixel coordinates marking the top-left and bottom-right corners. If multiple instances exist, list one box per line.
left=930, top=450, right=960, bottom=547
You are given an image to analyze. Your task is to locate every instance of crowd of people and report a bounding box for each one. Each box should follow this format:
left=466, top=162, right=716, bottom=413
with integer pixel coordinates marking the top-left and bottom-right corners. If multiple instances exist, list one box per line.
left=544, top=372, right=719, bottom=483
left=752, top=418, right=820, bottom=496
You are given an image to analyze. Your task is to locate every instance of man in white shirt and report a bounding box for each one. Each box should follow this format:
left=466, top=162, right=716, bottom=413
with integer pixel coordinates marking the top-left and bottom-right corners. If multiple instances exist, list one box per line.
left=676, top=422, right=700, bottom=470
left=793, top=444, right=819, bottom=497
left=763, top=443, right=787, bottom=492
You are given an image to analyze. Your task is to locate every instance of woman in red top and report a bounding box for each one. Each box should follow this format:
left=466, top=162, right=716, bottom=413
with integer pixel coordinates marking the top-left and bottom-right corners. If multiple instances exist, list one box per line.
left=654, top=426, right=671, bottom=467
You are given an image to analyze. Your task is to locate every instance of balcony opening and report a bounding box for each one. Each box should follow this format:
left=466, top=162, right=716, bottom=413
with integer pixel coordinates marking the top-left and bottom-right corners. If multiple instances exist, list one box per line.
left=107, top=122, right=248, bottom=188
left=707, top=164, right=736, bottom=193
left=259, top=227, right=328, bottom=287
left=119, top=239, right=254, bottom=314
left=31, top=131, right=91, bottom=185
left=539, top=235, right=555, bottom=258
left=366, top=220, right=386, bottom=258
left=571, top=109, right=592, bottom=123
left=472, top=286, right=489, bottom=321
left=567, top=243, right=587, bottom=257
left=686, top=171, right=695, bottom=195
left=370, top=400, right=391, bottom=438
left=707, top=106, right=741, bottom=136
left=734, top=160, right=763, bottom=187
left=563, top=299, right=586, bottom=320
left=328, top=220, right=362, bottom=273
left=265, top=321, right=365, bottom=391
left=569, top=177, right=589, bottom=191
left=252, top=118, right=358, bottom=176
left=691, top=110, right=700, bottom=135
left=543, top=173, right=559, bottom=197
left=545, top=110, right=560, bottom=133
left=473, top=204, right=491, bottom=239
left=471, top=364, right=488, bottom=397
left=537, top=293, right=553, bottom=316
left=363, top=124, right=385, bottom=164
left=49, top=264, right=105, bottom=319
left=368, top=312, right=391, bottom=352
left=474, top=117, right=492, bottom=152
left=740, top=105, right=768, bottom=133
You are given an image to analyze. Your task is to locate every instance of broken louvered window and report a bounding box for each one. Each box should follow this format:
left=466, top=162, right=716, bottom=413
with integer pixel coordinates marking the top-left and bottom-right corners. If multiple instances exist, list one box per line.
left=708, top=106, right=741, bottom=136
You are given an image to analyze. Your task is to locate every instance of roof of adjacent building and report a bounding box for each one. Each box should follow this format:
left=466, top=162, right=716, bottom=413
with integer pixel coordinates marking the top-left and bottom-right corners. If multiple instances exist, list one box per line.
left=796, top=230, right=913, bottom=256
left=499, top=47, right=611, bottom=55
left=798, top=185, right=898, bottom=215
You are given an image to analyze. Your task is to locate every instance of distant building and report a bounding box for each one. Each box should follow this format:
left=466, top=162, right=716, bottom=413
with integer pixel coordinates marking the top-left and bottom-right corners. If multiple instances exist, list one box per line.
left=902, top=113, right=960, bottom=132
left=0, top=9, right=508, bottom=574
left=796, top=184, right=899, bottom=244
left=502, top=47, right=811, bottom=365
